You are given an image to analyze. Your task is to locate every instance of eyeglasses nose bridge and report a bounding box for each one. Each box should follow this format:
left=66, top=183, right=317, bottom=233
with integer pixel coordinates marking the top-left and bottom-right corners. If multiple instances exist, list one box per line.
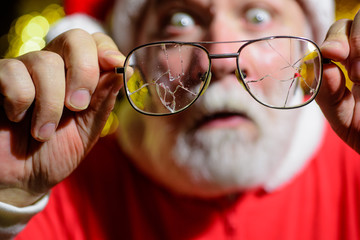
left=208, top=52, right=239, bottom=59
left=208, top=51, right=245, bottom=86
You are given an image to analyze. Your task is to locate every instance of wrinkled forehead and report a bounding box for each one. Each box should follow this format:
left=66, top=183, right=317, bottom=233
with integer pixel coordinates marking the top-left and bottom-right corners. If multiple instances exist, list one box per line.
left=150, top=0, right=293, bottom=8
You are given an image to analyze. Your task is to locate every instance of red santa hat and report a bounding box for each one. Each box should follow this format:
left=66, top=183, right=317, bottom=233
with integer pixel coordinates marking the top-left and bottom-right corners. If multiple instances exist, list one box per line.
left=64, top=0, right=115, bottom=21
left=49, top=0, right=335, bottom=53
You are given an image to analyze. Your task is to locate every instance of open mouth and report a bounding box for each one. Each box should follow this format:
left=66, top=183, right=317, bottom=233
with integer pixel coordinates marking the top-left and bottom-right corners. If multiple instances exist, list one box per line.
left=194, top=111, right=252, bottom=130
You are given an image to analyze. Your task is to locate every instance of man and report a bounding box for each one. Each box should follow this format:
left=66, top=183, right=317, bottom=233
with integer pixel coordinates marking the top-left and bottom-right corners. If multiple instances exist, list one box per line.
left=0, top=0, right=360, bottom=239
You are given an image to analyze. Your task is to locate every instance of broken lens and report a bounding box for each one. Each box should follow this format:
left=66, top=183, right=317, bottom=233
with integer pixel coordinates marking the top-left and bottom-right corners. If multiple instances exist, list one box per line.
left=237, top=37, right=322, bottom=109
left=123, top=42, right=211, bottom=115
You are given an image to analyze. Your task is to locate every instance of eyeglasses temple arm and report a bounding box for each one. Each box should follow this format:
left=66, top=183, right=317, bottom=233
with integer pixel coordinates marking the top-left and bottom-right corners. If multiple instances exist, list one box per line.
left=115, top=67, right=125, bottom=74
left=323, top=58, right=332, bottom=65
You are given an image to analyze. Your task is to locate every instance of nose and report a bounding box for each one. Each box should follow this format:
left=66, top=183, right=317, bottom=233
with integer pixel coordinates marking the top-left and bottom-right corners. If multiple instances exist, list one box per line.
left=208, top=51, right=238, bottom=80
left=204, top=13, right=244, bottom=81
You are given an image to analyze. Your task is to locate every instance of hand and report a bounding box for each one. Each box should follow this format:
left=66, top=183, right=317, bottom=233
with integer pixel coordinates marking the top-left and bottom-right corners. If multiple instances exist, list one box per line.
left=0, top=30, right=124, bottom=207
left=316, top=10, right=360, bottom=153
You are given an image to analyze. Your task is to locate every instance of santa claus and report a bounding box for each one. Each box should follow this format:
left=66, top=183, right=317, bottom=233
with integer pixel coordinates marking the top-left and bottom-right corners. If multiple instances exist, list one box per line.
left=1, top=0, right=360, bottom=239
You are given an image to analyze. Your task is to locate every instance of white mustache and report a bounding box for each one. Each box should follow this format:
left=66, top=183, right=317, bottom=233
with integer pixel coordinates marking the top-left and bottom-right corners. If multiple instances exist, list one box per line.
left=185, top=80, right=271, bottom=129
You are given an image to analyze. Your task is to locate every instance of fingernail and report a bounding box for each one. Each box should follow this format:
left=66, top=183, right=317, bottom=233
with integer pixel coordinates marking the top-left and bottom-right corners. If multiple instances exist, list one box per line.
left=70, top=89, right=91, bottom=110
left=104, top=51, right=126, bottom=63
left=37, top=122, right=56, bottom=141
left=321, top=40, right=340, bottom=50
left=104, top=50, right=122, bottom=56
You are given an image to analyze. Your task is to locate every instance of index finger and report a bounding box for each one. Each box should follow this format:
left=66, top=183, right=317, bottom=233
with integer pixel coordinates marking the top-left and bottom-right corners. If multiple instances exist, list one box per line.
left=45, top=29, right=99, bottom=111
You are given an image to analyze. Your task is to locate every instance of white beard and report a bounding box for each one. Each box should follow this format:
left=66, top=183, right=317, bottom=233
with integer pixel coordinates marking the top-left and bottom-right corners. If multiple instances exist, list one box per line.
left=172, top=81, right=303, bottom=191
left=118, top=76, right=325, bottom=196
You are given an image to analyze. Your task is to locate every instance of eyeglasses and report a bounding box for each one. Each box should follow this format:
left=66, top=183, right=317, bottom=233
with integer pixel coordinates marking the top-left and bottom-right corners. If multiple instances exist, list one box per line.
left=116, top=36, right=327, bottom=116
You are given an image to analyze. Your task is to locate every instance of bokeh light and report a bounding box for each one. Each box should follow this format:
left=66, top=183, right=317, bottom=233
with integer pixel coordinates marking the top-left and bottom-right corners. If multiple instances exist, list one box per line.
left=5, top=4, right=64, bottom=58
left=336, top=0, right=360, bottom=20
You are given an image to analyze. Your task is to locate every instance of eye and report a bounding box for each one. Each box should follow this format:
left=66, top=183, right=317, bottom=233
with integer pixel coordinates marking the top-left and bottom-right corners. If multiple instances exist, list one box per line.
left=170, top=12, right=195, bottom=28
left=245, top=8, right=272, bottom=25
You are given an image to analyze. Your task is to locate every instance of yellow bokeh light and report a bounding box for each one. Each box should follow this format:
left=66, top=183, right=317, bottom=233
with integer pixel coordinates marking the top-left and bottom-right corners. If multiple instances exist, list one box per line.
left=5, top=4, right=64, bottom=58
left=27, top=16, right=49, bottom=38
left=101, top=112, right=119, bottom=137
left=22, top=23, right=46, bottom=43
left=42, top=4, right=65, bottom=25
left=15, top=14, right=33, bottom=36
left=18, top=40, right=42, bottom=56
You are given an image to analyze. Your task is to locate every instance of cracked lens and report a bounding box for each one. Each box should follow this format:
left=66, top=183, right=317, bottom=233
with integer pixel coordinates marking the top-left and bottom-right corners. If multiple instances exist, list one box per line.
left=241, top=38, right=321, bottom=108
left=126, top=43, right=208, bottom=114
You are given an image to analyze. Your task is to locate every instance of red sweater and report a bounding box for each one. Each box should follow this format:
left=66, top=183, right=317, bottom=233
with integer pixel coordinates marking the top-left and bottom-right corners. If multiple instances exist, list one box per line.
left=16, top=124, right=360, bottom=240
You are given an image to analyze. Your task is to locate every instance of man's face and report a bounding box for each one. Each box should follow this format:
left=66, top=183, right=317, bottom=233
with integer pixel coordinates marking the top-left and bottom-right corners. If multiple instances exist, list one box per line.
left=116, top=0, right=310, bottom=197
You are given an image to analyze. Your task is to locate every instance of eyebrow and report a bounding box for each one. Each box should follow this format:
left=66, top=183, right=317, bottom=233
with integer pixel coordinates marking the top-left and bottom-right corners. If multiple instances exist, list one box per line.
left=154, top=0, right=213, bottom=10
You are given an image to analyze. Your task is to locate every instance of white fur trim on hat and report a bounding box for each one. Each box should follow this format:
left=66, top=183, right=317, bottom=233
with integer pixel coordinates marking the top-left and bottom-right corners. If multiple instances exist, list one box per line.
left=47, top=14, right=106, bottom=42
